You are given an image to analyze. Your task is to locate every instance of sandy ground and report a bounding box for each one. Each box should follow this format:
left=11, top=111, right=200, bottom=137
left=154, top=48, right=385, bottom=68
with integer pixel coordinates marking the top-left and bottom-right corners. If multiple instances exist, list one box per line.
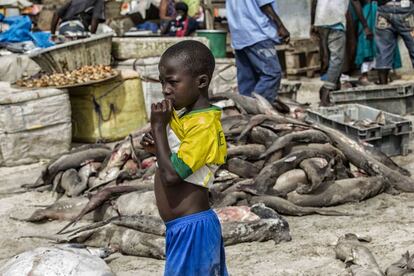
left=1, top=78, right=414, bottom=275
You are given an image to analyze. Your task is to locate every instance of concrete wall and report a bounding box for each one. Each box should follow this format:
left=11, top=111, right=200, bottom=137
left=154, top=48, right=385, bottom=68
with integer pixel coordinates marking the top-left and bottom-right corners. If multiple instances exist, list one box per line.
left=278, top=0, right=312, bottom=40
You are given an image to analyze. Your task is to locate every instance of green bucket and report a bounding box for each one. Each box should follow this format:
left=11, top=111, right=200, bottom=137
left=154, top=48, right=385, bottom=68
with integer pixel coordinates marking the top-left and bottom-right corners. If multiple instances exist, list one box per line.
left=196, top=30, right=227, bottom=58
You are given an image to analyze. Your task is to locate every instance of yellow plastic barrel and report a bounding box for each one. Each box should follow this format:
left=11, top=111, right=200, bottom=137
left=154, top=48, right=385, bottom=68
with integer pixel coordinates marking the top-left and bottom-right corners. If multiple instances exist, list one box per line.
left=68, top=70, right=148, bottom=143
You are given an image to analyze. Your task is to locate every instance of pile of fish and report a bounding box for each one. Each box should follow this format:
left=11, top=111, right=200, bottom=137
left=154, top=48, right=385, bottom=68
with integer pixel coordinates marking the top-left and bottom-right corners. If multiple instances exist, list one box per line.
left=15, top=92, right=414, bottom=260
left=15, top=65, right=117, bottom=88
left=335, top=233, right=414, bottom=276
left=344, top=110, right=386, bottom=129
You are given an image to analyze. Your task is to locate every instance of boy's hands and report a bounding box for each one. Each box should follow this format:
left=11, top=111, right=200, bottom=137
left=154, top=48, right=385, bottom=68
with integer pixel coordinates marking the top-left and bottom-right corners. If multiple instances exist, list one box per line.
left=140, top=131, right=156, bottom=154
left=151, top=99, right=173, bottom=128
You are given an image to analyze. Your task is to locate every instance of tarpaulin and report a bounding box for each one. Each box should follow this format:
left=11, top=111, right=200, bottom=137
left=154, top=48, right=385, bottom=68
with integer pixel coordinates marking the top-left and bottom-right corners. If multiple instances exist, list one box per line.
left=0, top=15, right=54, bottom=48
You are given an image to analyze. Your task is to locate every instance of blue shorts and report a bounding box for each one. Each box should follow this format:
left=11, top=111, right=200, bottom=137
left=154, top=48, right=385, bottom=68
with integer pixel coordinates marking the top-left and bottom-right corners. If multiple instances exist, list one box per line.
left=164, top=209, right=228, bottom=276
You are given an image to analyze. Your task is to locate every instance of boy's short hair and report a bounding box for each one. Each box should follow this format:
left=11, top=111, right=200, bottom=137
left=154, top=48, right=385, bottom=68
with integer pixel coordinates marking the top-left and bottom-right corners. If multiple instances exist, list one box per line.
left=161, top=40, right=215, bottom=79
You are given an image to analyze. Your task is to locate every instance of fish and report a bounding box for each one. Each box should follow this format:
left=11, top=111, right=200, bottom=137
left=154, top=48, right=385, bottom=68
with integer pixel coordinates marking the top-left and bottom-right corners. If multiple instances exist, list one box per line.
left=214, top=170, right=240, bottom=183
left=113, top=190, right=159, bottom=218
left=237, top=113, right=306, bottom=142
left=311, top=123, right=414, bottom=192
left=0, top=244, right=114, bottom=276
left=362, top=142, right=410, bottom=177
left=227, top=158, right=261, bottom=179
left=260, top=129, right=330, bottom=159
left=80, top=225, right=166, bottom=259
left=248, top=126, right=279, bottom=148
left=57, top=185, right=141, bottom=234
left=60, top=169, right=87, bottom=197
left=211, top=92, right=262, bottom=115
left=335, top=233, right=384, bottom=276
left=52, top=171, right=64, bottom=194
left=296, top=157, right=335, bottom=194
left=249, top=195, right=352, bottom=216
left=254, top=146, right=339, bottom=194
left=222, top=218, right=292, bottom=246
left=10, top=197, right=89, bottom=222
left=273, top=169, right=308, bottom=196
left=343, top=111, right=386, bottom=129
left=212, top=191, right=248, bottom=208
left=227, top=144, right=266, bottom=160
left=92, top=142, right=132, bottom=188
left=221, top=114, right=249, bottom=135
left=385, top=251, right=414, bottom=276
left=214, top=206, right=260, bottom=223
left=28, top=145, right=111, bottom=189
left=287, top=177, right=386, bottom=207
left=266, top=150, right=284, bottom=164
left=112, top=215, right=166, bottom=236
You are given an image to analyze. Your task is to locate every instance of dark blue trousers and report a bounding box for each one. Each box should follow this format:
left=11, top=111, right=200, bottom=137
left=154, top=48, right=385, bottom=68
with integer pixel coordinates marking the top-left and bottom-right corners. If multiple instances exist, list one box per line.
left=235, top=39, right=282, bottom=103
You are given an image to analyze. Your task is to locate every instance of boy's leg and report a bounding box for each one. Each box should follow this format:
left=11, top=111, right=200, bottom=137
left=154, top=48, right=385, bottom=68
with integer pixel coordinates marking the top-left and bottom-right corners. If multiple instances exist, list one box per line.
left=235, top=48, right=258, bottom=98
left=375, top=8, right=397, bottom=84
left=243, top=39, right=282, bottom=103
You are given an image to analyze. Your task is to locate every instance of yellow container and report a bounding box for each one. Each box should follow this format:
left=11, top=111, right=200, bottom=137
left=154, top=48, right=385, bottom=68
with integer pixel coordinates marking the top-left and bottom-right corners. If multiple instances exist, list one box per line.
left=69, top=70, right=148, bottom=143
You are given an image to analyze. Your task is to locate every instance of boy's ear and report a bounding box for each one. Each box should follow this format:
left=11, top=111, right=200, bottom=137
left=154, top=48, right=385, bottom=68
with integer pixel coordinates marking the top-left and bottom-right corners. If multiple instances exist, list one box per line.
left=197, top=74, right=210, bottom=89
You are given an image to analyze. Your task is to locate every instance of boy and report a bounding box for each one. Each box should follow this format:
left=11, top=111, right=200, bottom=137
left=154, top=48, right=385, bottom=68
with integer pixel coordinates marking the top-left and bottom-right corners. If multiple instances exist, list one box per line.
left=140, top=40, right=228, bottom=276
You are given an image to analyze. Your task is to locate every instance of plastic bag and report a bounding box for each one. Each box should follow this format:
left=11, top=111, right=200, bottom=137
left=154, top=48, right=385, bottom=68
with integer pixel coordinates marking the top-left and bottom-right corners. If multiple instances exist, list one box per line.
left=0, top=15, right=54, bottom=48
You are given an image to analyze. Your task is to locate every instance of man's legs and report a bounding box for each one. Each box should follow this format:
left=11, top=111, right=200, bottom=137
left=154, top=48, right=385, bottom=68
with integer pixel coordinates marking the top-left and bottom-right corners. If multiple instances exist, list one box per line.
left=235, top=49, right=258, bottom=98
left=241, top=39, right=282, bottom=103
left=392, top=6, right=414, bottom=67
left=324, top=30, right=346, bottom=90
left=320, top=29, right=346, bottom=106
left=375, top=8, right=397, bottom=84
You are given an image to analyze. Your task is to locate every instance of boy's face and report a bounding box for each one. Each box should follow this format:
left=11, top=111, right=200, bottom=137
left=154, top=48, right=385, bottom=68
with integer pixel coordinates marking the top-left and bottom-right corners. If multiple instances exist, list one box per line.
left=159, top=57, right=200, bottom=110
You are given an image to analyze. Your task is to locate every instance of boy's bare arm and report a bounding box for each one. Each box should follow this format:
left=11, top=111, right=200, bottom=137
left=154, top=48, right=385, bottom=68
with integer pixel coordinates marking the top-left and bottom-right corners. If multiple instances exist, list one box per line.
left=151, top=99, right=182, bottom=186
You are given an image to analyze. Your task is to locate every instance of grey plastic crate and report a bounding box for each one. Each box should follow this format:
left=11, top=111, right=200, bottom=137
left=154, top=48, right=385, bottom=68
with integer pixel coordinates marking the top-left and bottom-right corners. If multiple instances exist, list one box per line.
left=306, top=104, right=412, bottom=156
left=279, top=80, right=301, bottom=100
left=330, top=84, right=414, bottom=115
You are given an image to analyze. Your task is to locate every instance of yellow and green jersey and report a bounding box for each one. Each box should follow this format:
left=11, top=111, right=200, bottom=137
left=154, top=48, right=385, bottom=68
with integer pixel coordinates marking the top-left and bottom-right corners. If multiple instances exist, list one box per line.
left=167, top=105, right=227, bottom=188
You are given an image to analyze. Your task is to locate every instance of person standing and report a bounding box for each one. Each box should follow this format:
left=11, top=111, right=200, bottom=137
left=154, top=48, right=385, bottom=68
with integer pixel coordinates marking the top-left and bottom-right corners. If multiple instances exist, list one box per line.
left=161, top=2, right=198, bottom=37
left=141, top=40, right=228, bottom=276
left=226, top=0, right=290, bottom=104
left=354, top=0, right=402, bottom=85
left=375, top=0, right=414, bottom=84
left=159, top=0, right=176, bottom=30
left=50, top=0, right=105, bottom=36
left=311, top=0, right=371, bottom=106
left=311, top=0, right=349, bottom=106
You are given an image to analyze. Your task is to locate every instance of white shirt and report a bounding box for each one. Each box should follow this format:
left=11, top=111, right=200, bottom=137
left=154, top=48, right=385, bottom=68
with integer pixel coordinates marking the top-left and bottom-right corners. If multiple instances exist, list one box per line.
left=314, top=0, right=350, bottom=28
